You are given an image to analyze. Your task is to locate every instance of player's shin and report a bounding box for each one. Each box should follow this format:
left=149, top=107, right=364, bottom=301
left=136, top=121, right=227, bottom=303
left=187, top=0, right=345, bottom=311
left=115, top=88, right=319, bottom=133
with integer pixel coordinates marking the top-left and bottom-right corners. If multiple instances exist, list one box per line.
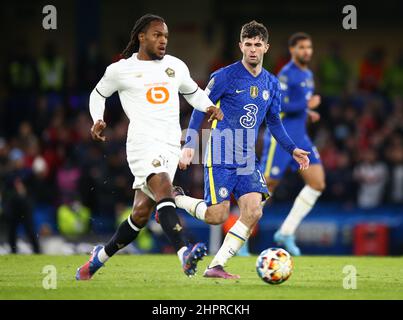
left=209, top=220, right=250, bottom=268
left=156, top=198, right=188, bottom=260
left=280, top=185, right=322, bottom=235
left=175, top=195, right=207, bottom=221
left=102, top=215, right=143, bottom=262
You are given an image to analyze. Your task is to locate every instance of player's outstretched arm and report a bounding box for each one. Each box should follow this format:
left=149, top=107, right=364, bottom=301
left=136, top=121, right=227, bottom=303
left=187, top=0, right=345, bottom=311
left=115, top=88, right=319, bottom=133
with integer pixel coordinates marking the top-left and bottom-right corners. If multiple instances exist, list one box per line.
left=266, top=111, right=310, bottom=170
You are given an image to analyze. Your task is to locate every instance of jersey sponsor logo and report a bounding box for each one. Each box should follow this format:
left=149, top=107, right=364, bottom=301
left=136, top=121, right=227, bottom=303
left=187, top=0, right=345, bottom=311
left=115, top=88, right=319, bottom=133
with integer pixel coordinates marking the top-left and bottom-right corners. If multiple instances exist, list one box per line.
left=262, top=90, right=270, bottom=101
left=165, top=67, right=175, bottom=78
left=239, top=104, right=258, bottom=128
left=218, top=187, right=229, bottom=198
left=250, top=86, right=259, bottom=99
left=236, top=89, right=245, bottom=94
left=146, top=86, right=170, bottom=104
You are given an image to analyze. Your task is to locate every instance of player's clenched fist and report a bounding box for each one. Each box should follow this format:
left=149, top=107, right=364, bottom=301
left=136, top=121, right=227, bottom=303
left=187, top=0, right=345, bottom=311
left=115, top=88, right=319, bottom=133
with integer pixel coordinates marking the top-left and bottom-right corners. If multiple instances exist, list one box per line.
left=206, top=106, right=224, bottom=122
left=307, top=94, right=321, bottom=109
left=91, top=119, right=107, bottom=142
left=179, top=147, right=195, bottom=170
left=292, top=148, right=310, bottom=171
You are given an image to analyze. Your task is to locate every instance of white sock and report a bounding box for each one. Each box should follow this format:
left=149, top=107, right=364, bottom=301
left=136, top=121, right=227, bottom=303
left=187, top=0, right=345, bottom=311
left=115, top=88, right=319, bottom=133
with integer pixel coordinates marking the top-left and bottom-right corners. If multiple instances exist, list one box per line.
left=97, top=247, right=110, bottom=264
left=280, top=185, right=322, bottom=236
left=175, top=195, right=207, bottom=221
left=209, top=220, right=250, bottom=268
left=177, top=246, right=188, bottom=263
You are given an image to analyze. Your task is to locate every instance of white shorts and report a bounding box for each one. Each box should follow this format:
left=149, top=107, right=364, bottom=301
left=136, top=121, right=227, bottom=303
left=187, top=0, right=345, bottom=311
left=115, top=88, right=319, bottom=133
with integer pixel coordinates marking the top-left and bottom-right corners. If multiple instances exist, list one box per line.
left=126, top=144, right=181, bottom=201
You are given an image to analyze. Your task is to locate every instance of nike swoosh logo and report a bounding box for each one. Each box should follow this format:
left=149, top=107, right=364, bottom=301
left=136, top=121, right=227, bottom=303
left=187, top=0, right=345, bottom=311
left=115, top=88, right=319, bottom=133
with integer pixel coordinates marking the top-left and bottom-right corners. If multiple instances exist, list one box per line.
left=236, top=89, right=245, bottom=94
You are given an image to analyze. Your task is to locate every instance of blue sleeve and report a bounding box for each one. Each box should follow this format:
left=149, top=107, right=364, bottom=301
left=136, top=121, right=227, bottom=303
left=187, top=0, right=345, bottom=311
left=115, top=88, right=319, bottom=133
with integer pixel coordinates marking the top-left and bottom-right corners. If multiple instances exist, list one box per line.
left=205, top=69, right=227, bottom=104
left=266, top=78, right=297, bottom=154
left=278, top=71, right=307, bottom=114
left=184, top=109, right=205, bottom=149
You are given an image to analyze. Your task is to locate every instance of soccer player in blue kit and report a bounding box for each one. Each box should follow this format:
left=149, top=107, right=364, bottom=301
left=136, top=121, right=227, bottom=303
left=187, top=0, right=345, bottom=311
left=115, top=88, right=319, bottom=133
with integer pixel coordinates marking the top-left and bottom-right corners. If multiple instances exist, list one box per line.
left=261, top=32, right=325, bottom=256
left=175, top=21, right=310, bottom=279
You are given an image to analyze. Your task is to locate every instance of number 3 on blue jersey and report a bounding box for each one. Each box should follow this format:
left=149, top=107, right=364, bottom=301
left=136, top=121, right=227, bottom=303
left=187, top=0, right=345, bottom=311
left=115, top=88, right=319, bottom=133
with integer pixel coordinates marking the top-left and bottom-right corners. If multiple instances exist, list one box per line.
left=240, top=104, right=259, bottom=128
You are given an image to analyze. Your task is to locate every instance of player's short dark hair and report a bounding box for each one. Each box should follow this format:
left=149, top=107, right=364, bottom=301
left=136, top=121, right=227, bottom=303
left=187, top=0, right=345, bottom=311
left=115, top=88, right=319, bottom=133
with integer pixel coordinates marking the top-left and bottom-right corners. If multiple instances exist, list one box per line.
left=288, top=32, right=311, bottom=47
left=240, top=20, right=269, bottom=42
left=122, top=14, right=165, bottom=58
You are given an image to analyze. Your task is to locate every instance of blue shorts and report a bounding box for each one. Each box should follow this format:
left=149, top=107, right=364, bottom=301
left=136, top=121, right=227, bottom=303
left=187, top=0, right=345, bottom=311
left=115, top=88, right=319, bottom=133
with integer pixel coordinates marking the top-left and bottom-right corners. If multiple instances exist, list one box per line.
left=204, top=163, right=269, bottom=206
left=260, top=134, right=321, bottom=179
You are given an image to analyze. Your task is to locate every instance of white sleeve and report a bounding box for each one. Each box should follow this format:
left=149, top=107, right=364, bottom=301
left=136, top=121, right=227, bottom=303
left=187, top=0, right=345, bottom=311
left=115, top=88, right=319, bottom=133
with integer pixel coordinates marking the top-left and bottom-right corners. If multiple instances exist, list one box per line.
left=89, top=64, right=120, bottom=123
left=179, top=61, right=212, bottom=112
left=89, top=89, right=106, bottom=123
left=178, top=61, right=199, bottom=95
left=95, top=64, right=120, bottom=98
left=183, top=88, right=213, bottom=113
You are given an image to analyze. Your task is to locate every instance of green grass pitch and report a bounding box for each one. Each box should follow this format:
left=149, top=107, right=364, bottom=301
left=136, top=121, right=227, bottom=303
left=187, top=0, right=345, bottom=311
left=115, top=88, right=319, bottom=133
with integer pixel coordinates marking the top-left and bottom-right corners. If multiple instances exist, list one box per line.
left=0, top=255, right=402, bottom=300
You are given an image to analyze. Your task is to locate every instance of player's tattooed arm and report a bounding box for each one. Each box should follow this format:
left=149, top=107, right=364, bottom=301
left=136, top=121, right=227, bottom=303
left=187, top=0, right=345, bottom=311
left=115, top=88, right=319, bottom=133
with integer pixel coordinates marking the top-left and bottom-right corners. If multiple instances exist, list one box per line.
left=91, top=120, right=107, bottom=142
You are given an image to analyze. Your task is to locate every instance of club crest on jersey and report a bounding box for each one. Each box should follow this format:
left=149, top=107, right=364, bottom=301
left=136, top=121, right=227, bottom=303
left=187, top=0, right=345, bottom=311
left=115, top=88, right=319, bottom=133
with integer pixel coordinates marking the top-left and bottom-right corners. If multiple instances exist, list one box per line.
left=152, top=159, right=161, bottom=167
left=165, top=68, right=175, bottom=78
left=218, top=187, right=229, bottom=198
left=206, top=77, right=215, bottom=90
left=262, top=90, right=270, bottom=101
left=250, top=86, right=259, bottom=99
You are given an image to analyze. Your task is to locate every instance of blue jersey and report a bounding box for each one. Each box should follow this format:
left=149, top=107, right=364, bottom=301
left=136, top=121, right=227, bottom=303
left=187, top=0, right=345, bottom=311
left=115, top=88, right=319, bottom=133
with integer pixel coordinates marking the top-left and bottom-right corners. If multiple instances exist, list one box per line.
left=185, top=61, right=299, bottom=205
left=277, top=60, right=314, bottom=140
left=261, top=60, right=320, bottom=179
left=185, top=61, right=296, bottom=169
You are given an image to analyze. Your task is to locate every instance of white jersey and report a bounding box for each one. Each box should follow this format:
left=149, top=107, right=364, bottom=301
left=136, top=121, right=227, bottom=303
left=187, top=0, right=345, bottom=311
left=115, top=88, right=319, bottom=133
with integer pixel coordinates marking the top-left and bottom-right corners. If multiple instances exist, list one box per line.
left=94, top=53, right=203, bottom=151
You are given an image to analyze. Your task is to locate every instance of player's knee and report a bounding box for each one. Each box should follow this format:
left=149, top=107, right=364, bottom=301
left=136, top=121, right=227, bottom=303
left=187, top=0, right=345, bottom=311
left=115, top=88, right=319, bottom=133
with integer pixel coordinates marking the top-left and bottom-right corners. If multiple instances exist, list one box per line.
left=247, top=205, right=263, bottom=222
left=308, top=180, right=326, bottom=192
left=206, top=205, right=229, bottom=225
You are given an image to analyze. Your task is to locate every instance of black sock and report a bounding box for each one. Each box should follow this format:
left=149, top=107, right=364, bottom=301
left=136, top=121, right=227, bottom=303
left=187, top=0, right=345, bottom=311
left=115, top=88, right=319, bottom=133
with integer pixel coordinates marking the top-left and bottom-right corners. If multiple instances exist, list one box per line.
left=157, top=198, right=187, bottom=252
left=104, top=216, right=142, bottom=257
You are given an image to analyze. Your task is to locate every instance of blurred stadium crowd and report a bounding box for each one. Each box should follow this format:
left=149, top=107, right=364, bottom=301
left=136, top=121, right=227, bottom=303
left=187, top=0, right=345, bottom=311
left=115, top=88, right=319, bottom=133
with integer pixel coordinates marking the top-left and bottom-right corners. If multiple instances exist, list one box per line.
left=0, top=38, right=402, bottom=253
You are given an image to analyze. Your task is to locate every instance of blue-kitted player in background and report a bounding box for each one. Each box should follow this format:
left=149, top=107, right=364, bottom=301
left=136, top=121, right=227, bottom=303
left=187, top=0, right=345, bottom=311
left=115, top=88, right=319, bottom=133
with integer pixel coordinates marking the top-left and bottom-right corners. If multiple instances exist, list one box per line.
left=175, top=21, right=310, bottom=279
left=261, top=32, right=326, bottom=256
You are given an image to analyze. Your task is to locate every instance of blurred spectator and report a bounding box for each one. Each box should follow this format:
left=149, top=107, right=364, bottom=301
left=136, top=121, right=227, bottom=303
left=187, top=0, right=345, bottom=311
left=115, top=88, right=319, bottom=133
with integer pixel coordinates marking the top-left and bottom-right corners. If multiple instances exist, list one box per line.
left=318, top=42, right=349, bottom=98
left=358, top=47, right=385, bottom=93
left=325, top=151, right=356, bottom=205
left=4, top=39, right=37, bottom=136
left=384, top=50, right=403, bottom=99
left=37, top=42, right=66, bottom=94
left=2, top=148, right=40, bottom=253
left=57, top=200, right=91, bottom=237
left=353, top=148, right=388, bottom=209
left=77, top=41, right=107, bottom=93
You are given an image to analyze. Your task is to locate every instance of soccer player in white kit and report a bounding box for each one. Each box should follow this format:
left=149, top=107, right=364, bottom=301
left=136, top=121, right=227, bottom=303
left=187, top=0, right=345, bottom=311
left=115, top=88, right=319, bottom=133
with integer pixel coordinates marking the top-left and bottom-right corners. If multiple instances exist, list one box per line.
left=76, top=14, right=223, bottom=280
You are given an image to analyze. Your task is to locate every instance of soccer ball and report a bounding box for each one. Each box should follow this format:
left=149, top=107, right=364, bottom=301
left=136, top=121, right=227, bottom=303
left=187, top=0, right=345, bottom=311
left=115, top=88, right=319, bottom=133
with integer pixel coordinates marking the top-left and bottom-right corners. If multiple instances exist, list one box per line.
left=256, top=248, right=293, bottom=284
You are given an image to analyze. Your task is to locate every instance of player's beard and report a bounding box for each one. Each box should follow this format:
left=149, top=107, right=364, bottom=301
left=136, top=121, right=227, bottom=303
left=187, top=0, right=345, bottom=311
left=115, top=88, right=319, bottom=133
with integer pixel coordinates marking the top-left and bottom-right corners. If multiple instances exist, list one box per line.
left=146, top=48, right=164, bottom=60
left=296, top=55, right=310, bottom=67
